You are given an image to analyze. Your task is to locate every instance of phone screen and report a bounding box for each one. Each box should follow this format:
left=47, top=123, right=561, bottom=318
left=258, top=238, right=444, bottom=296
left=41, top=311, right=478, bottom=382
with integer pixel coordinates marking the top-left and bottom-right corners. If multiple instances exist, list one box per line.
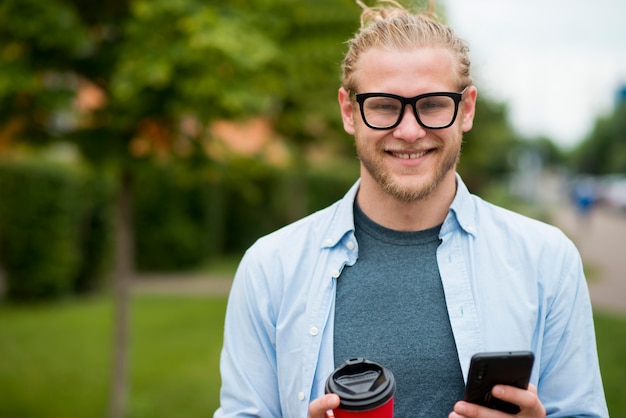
left=463, top=351, right=534, bottom=414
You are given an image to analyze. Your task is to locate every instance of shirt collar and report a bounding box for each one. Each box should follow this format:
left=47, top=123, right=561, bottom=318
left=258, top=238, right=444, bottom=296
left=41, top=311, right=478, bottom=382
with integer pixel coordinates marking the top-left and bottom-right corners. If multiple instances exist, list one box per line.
left=322, top=174, right=477, bottom=250
left=445, top=173, right=478, bottom=237
left=320, top=179, right=360, bottom=249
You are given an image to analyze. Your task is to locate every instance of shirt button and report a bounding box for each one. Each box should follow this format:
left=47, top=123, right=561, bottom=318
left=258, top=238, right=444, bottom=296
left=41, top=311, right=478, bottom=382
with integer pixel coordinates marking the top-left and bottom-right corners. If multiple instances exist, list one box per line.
left=310, top=327, right=319, bottom=336
left=298, top=391, right=305, bottom=401
left=331, top=270, right=340, bottom=279
left=347, top=241, right=355, bottom=250
left=325, top=238, right=333, bottom=245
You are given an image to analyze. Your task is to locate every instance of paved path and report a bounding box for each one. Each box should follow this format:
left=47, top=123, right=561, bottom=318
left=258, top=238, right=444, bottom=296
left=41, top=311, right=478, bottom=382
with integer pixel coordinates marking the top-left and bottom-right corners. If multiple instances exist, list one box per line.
left=133, top=204, right=626, bottom=315
left=133, top=273, right=233, bottom=297
left=550, top=205, right=626, bottom=315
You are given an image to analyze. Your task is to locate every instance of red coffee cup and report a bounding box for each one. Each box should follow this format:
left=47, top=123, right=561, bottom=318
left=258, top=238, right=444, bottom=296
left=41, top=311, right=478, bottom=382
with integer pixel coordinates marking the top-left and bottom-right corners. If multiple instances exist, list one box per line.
left=325, top=358, right=395, bottom=417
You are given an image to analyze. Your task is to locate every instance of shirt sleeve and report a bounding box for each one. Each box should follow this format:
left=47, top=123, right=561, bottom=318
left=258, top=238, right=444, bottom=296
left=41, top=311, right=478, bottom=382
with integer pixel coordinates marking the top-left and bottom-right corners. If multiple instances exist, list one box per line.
left=214, top=250, right=281, bottom=418
left=536, top=237, right=608, bottom=417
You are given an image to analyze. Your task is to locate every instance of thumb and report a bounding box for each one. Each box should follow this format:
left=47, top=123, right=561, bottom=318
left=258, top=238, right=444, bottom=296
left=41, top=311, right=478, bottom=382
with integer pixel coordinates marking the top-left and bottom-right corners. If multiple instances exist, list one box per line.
left=308, top=393, right=341, bottom=418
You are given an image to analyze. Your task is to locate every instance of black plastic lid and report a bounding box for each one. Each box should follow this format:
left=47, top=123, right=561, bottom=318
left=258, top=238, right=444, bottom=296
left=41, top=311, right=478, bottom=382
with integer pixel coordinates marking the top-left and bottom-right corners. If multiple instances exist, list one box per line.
left=325, top=358, right=396, bottom=411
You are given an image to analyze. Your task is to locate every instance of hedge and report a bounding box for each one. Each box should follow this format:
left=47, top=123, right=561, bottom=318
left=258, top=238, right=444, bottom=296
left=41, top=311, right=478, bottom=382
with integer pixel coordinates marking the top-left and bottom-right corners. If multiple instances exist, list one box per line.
left=0, top=159, right=114, bottom=300
left=131, top=157, right=357, bottom=270
left=0, top=154, right=357, bottom=299
left=132, top=161, right=216, bottom=271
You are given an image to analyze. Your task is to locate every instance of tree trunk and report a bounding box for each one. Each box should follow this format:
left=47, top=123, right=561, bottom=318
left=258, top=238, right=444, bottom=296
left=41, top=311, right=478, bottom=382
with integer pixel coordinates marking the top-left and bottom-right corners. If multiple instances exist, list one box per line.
left=109, top=170, right=133, bottom=418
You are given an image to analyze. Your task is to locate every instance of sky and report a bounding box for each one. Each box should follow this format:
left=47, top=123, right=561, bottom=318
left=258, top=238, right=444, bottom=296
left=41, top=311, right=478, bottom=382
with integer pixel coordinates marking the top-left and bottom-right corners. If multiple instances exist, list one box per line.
left=442, top=0, right=626, bottom=149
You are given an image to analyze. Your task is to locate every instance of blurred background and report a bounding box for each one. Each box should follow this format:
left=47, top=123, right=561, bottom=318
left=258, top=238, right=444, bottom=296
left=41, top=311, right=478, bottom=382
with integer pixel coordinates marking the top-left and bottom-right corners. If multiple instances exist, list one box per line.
left=0, top=0, right=624, bottom=417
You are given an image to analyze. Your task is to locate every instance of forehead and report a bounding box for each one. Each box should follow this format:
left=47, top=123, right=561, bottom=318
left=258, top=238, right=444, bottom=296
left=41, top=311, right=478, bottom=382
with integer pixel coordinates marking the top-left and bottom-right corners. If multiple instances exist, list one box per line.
left=353, top=47, right=459, bottom=94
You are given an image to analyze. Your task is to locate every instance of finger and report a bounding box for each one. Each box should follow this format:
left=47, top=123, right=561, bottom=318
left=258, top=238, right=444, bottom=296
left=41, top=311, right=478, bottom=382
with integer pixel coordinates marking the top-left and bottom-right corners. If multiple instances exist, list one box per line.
left=492, top=384, right=545, bottom=416
left=451, top=400, right=505, bottom=418
left=451, top=401, right=487, bottom=417
left=491, top=384, right=530, bottom=405
left=308, top=394, right=341, bottom=418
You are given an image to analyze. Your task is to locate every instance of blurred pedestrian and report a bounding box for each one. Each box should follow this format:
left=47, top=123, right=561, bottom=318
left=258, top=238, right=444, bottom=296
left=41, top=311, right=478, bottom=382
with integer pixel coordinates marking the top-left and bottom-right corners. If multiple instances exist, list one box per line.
left=572, top=176, right=597, bottom=225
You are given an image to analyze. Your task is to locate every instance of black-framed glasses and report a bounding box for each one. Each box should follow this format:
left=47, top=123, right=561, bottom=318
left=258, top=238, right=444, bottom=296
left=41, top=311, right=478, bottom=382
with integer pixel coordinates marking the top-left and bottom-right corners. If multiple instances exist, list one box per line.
left=354, top=87, right=467, bottom=130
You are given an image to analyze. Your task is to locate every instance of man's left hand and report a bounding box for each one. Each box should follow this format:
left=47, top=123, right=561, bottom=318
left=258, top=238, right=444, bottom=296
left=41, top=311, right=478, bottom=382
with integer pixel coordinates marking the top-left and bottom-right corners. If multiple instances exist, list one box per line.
left=449, top=384, right=546, bottom=418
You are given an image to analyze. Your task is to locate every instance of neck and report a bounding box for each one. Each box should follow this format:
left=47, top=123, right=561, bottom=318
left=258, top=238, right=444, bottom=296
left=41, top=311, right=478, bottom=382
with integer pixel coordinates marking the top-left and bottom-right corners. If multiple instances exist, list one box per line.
left=356, top=173, right=457, bottom=231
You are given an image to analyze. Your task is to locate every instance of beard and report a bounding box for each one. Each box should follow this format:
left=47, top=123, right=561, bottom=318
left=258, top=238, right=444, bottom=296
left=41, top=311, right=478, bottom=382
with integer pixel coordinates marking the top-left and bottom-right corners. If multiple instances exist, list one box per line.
left=356, top=136, right=461, bottom=203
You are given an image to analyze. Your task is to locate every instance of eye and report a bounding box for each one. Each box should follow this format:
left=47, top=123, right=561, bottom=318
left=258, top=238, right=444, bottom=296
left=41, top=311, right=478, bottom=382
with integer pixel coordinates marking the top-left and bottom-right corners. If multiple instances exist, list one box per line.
left=365, top=97, right=401, bottom=113
left=417, top=97, right=453, bottom=113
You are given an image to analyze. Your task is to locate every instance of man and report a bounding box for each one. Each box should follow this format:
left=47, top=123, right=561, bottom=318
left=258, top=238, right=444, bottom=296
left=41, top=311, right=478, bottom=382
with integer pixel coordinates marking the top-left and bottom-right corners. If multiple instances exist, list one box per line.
left=214, top=1, right=608, bottom=417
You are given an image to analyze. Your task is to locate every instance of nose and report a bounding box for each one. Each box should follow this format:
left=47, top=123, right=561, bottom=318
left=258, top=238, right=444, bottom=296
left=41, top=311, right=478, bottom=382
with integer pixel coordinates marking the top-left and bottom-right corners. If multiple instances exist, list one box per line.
left=392, top=104, right=427, bottom=142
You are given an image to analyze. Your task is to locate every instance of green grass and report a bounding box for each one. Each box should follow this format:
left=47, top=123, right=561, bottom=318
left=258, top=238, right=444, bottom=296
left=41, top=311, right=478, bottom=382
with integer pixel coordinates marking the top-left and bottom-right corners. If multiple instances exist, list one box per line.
left=0, top=297, right=623, bottom=417
left=594, top=310, right=626, bottom=417
left=0, top=295, right=227, bottom=418
left=0, top=297, right=113, bottom=417
left=128, top=296, right=226, bottom=418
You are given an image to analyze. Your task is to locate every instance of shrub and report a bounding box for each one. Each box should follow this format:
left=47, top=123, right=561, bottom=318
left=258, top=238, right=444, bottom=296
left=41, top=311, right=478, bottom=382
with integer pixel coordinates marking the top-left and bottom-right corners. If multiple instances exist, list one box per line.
left=133, top=161, right=215, bottom=271
left=0, top=158, right=114, bottom=300
left=0, top=160, right=83, bottom=299
left=130, top=156, right=357, bottom=270
left=220, top=157, right=287, bottom=253
left=306, top=165, right=357, bottom=213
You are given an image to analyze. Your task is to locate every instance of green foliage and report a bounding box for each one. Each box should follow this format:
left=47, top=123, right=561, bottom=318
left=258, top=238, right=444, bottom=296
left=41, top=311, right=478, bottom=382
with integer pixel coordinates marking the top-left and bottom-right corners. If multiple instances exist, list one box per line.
left=458, top=97, right=522, bottom=193
left=0, top=158, right=114, bottom=300
left=306, top=163, right=360, bottom=212
left=112, top=1, right=281, bottom=121
left=264, top=0, right=360, bottom=144
left=131, top=157, right=358, bottom=267
left=219, top=158, right=288, bottom=252
left=0, top=0, right=92, bottom=137
left=1, top=0, right=538, bottom=280
left=527, top=136, right=567, bottom=167
left=570, top=102, right=626, bottom=174
left=0, top=160, right=83, bottom=298
left=0, top=0, right=90, bottom=55
left=0, top=154, right=352, bottom=281
left=132, top=160, right=216, bottom=271
left=1, top=0, right=532, bottom=172
left=106, top=0, right=362, bottom=149
left=132, top=156, right=296, bottom=263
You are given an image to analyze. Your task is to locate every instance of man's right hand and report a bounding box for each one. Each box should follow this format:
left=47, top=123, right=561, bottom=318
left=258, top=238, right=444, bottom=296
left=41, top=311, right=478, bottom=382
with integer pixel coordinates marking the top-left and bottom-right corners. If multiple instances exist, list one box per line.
left=308, top=393, right=341, bottom=418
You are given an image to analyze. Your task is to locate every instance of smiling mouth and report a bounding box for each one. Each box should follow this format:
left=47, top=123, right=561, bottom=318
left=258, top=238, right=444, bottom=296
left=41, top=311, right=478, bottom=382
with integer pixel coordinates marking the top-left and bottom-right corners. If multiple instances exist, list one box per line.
left=388, top=150, right=430, bottom=159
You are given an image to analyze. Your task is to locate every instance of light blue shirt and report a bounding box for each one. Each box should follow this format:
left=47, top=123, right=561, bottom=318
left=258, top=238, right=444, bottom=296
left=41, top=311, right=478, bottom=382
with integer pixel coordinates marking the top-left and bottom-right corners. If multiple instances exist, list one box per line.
left=214, top=175, right=608, bottom=418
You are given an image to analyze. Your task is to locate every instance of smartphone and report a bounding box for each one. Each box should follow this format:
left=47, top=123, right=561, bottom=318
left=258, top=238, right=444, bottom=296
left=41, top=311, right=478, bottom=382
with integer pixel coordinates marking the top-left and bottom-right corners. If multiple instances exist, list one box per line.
left=463, top=351, right=535, bottom=414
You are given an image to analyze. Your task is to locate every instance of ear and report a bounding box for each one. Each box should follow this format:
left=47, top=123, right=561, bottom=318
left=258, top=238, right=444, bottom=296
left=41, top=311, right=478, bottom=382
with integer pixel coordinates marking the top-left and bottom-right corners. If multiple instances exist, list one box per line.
left=460, top=85, right=478, bottom=133
left=338, top=87, right=356, bottom=135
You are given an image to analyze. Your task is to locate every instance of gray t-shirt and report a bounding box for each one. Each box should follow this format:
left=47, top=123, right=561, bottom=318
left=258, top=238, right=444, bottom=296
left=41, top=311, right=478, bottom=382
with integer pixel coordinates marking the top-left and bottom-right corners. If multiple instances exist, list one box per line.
left=334, top=202, right=465, bottom=417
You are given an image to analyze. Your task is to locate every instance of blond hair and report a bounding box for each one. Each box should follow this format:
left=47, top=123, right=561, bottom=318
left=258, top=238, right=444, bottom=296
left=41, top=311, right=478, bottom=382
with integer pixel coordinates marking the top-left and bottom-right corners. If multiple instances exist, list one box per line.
left=342, top=0, right=472, bottom=91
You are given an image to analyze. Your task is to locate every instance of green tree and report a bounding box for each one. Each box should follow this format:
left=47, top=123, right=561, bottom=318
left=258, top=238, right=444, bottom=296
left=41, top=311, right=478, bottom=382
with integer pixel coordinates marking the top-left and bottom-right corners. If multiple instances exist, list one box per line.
left=570, top=101, right=626, bottom=175
left=0, top=2, right=356, bottom=417
left=2, top=2, right=277, bottom=417
left=458, top=96, right=523, bottom=193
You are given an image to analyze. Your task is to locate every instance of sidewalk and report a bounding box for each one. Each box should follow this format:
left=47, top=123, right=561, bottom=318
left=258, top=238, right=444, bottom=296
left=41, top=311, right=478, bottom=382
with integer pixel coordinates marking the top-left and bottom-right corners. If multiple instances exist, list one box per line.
left=133, top=273, right=233, bottom=297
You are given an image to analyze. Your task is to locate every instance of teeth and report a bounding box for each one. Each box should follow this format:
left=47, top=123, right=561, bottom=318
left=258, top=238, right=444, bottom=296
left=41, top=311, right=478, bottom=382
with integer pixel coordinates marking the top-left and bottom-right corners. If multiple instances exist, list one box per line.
left=390, top=151, right=427, bottom=159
